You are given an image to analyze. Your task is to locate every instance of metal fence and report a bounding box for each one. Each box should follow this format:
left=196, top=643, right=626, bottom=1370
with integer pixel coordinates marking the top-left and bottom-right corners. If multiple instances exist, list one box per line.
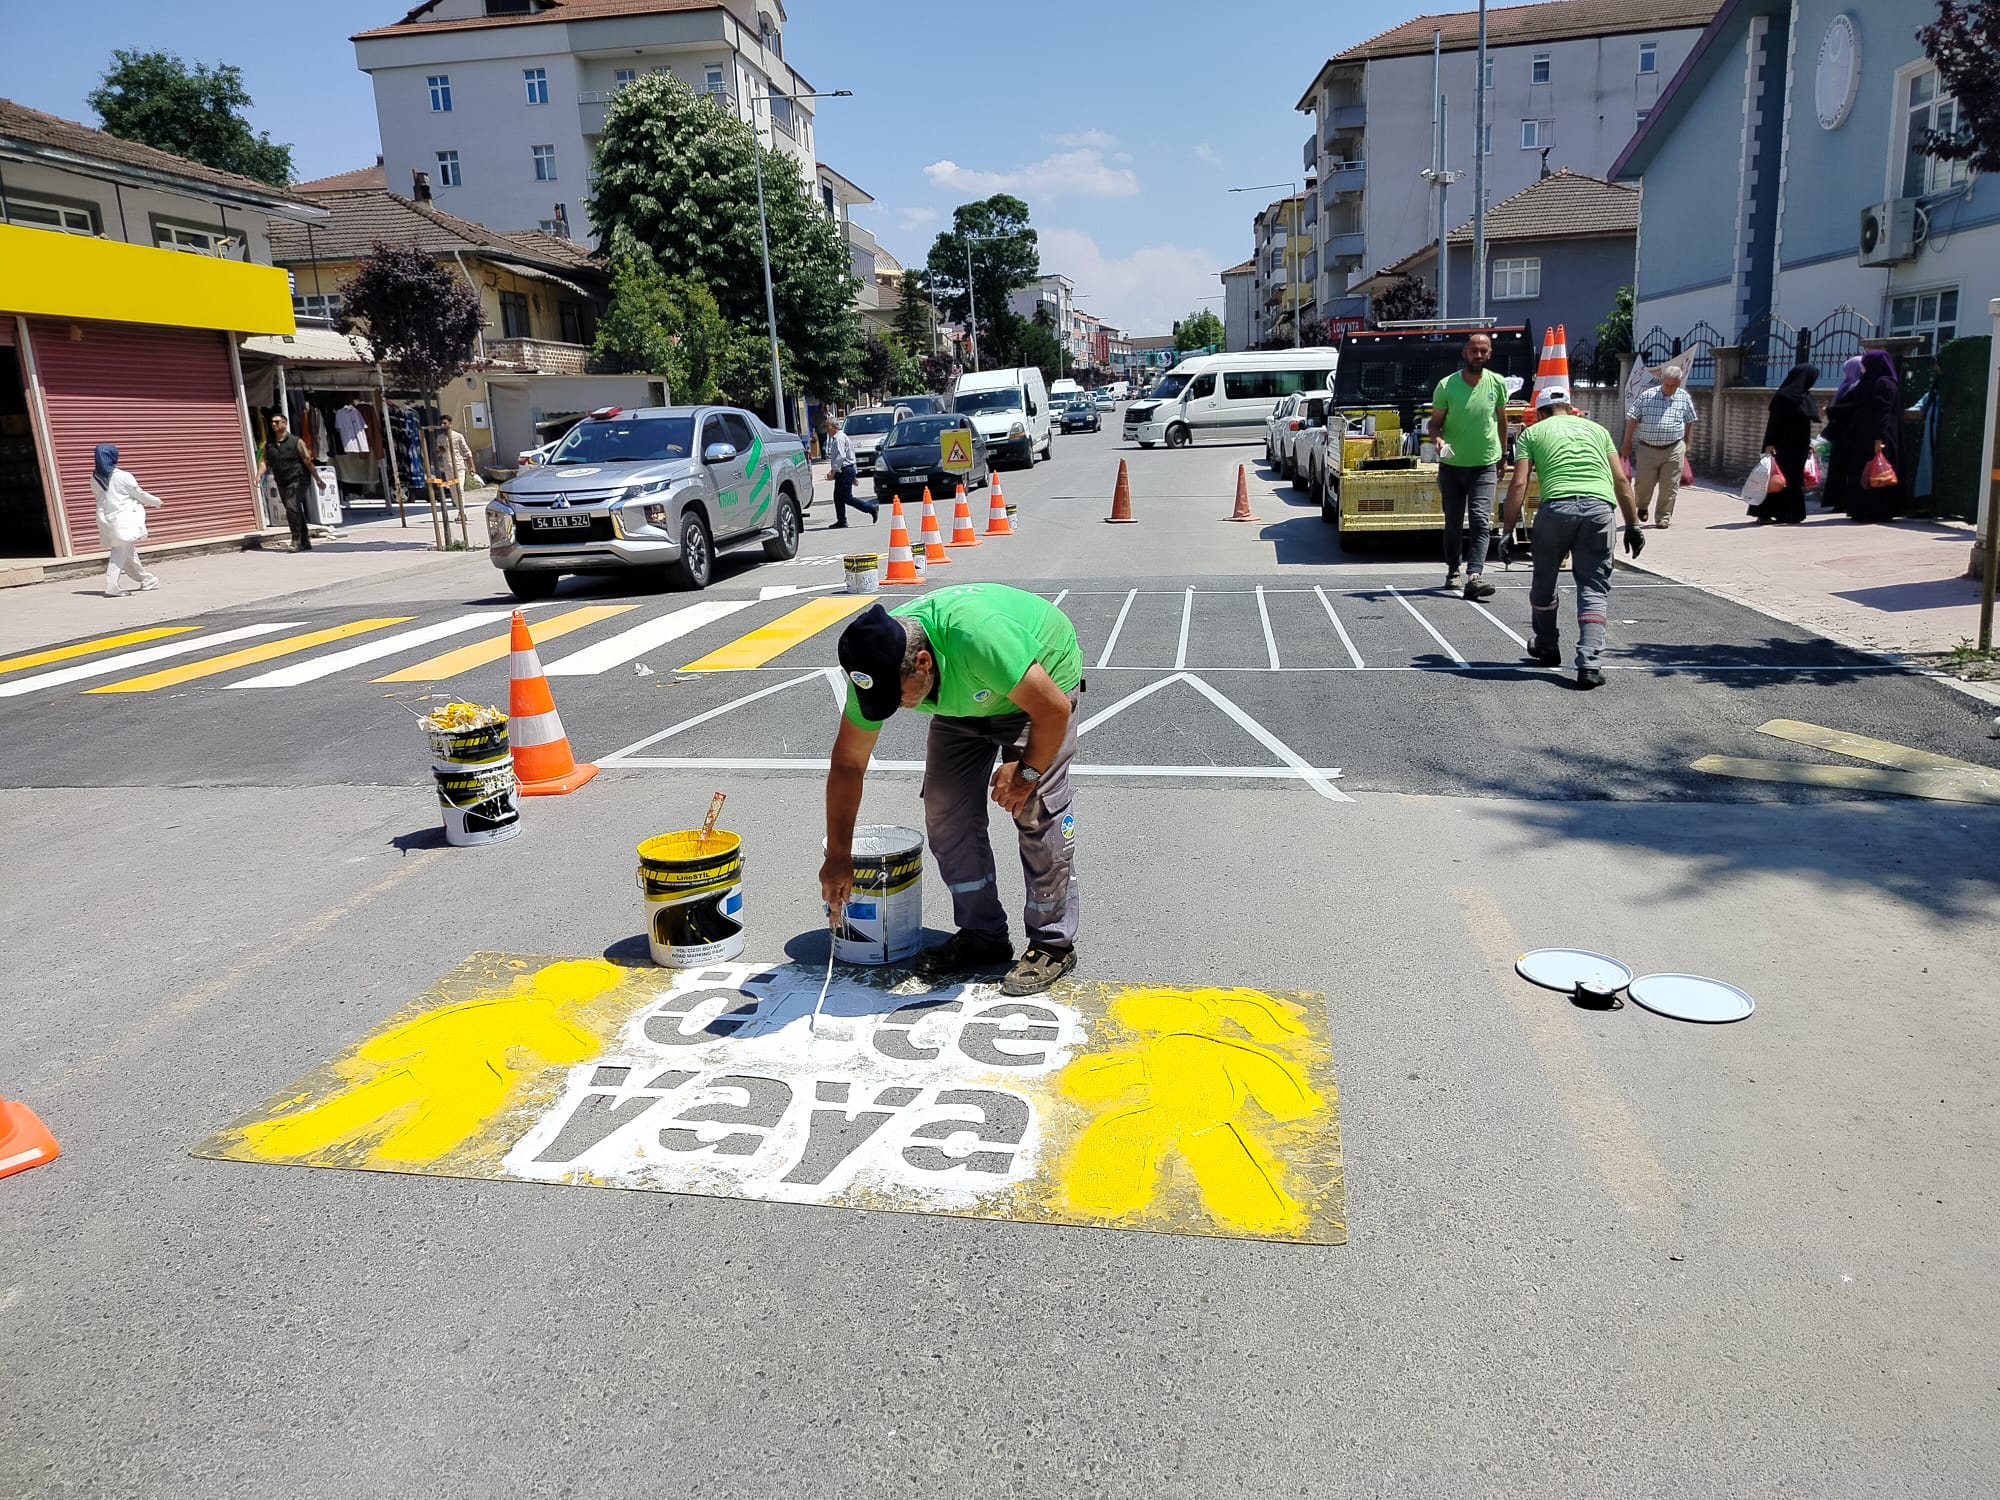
left=1635, top=306, right=1941, bottom=399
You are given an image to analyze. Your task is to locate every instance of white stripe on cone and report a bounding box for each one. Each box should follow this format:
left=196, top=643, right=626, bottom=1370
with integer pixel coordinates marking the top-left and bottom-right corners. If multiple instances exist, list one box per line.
left=510, top=708, right=565, bottom=745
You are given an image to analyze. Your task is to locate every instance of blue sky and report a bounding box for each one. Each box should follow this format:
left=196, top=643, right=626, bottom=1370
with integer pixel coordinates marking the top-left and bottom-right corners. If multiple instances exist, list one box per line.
left=3, top=0, right=1412, bottom=335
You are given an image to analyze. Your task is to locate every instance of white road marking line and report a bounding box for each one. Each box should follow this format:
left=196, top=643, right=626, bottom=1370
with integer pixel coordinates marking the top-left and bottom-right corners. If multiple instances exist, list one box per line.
left=1387, top=586, right=1468, bottom=666
left=1468, top=601, right=1529, bottom=649
left=1255, top=586, right=1281, bottom=670
left=1095, top=589, right=1137, bottom=669
left=1075, top=671, right=1352, bottom=803
left=0, top=624, right=297, bottom=697
left=1314, top=587, right=1366, bottom=669
left=1174, top=587, right=1194, bottom=670
left=544, top=599, right=756, bottom=676
left=228, top=612, right=513, bottom=688
left=599, top=668, right=838, bottom=764
left=757, top=582, right=844, bottom=601
left=606, top=756, right=1348, bottom=782
left=1050, top=589, right=1069, bottom=610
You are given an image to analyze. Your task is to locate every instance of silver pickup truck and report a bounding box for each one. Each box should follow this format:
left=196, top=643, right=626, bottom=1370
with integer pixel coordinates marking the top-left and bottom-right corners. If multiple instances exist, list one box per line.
left=485, top=405, right=813, bottom=598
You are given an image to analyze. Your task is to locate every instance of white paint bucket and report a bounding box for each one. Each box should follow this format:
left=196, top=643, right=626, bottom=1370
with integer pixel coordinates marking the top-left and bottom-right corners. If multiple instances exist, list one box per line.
left=638, top=830, right=746, bottom=968
left=830, top=825, right=924, bottom=965
left=842, top=553, right=880, bottom=594
left=435, top=760, right=520, bottom=846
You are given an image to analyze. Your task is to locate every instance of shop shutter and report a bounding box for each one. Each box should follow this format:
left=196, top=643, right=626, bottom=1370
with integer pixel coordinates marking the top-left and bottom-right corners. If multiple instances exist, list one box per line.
left=29, top=319, right=256, bottom=551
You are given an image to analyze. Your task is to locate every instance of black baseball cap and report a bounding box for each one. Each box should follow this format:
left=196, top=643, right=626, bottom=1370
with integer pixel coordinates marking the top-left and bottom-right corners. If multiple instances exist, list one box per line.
left=837, top=603, right=906, bottom=721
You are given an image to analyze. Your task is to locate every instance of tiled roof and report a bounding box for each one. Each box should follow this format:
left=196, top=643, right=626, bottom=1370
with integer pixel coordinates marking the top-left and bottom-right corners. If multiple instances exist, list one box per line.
left=266, top=187, right=602, bottom=277
left=497, top=228, right=597, bottom=269
left=1220, top=259, right=1257, bottom=277
left=355, top=0, right=747, bottom=42
left=1333, top=0, right=1720, bottom=60
left=297, top=162, right=386, bottom=193
left=1446, top=169, right=1637, bottom=244
left=0, top=97, right=321, bottom=212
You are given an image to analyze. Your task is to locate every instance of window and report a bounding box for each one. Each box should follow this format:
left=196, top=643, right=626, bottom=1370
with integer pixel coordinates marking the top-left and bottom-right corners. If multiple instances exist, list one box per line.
left=615, top=68, right=638, bottom=87
left=2, top=197, right=96, bottom=235
left=1638, top=42, right=1659, bottom=75
left=1482, top=56, right=1493, bottom=89
left=436, top=150, right=462, bottom=187
left=1902, top=68, right=1971, bottom=197
left=1521, top=119, right=1553, bottom=149
left=559, top=302, right=586, bottom=344
left=1636, top=108, right=1652, bottom=128
left=484, top=0, right=531, bottom=13
left=1187, top=373, right=1217, bottom=399
left=1492, top=257, right=1541, bottom=301
left=294, top=293, right=343, bottom=321
left=706, top=412, right=755, bottom=455
left=767, top=91, right=795, bottom=133
left=524, top=68, right=548, bottom=105
left=1481, top=124, right=1493, bottom=155
left=1888, top=288, right=1960, bottom=354
left=1222, top=369, right=1326, bottom=401
left=533, top=144, right=557, bottom=181
left=1531, top=52, right=1552, bottom=85
left=428, top=75, right=451, bottom=112
left=704, top=65, right=726, bottom=96
left=155, top=222, right=223, bottom=253
left=499, top=291, right=530, bottom=340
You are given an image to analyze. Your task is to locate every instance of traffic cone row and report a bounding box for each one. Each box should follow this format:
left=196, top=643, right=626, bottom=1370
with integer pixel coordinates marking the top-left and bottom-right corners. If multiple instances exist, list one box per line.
left=509, top=610, right=597, bottom=794
left=1527, top=323, right=1569, bottom=425
left=983, top=473, right=1015, bottom=537
left=880, top=495, right=923, bottom=587
left=918, top=488, right=953, bottom=565
left=946, top=484, right=982, bottom=547
left=1225, top=464, right=1260, bottom=523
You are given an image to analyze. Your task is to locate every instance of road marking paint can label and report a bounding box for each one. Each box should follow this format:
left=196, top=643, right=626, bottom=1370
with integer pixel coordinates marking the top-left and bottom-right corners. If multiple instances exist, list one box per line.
left=831, top=825, right=923, bottom=966
left=434, top=762, right=520, bottom=846
left=638, top=831, right=745, bottom=967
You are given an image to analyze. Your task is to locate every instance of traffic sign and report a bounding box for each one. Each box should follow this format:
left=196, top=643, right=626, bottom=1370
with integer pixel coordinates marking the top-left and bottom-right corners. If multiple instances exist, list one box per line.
left=939, top=429, right=974, bottom=473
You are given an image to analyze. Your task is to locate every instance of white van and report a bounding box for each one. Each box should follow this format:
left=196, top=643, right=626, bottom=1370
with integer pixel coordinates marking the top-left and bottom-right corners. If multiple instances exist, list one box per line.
left=952, top=366, right=1054, bottom=467
left=1048, top=378, right=1083, bottom=405
left=1105, top=380, right=1131, bottom=402
left=1122, top=349, right=1340, bottom=448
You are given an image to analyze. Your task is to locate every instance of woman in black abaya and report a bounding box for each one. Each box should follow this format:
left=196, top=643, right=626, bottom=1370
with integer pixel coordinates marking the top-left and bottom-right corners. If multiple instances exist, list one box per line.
left=1824, top=352, right=1904, bottom=523
left=1751, top=363, right=1818, bottom=524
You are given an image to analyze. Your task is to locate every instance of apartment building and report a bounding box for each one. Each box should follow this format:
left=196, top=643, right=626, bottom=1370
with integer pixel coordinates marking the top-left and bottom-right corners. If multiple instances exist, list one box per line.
left=1296, top=0, right=1717, bottom=319
left=1007, top=273, right=1095, bottom=370
left=1250, top=193, right=1310, bottom=345
left=1221, top=259, right=1257, bottom=351
left=816, top=162, right=879, bottom=314
left=353, top=0, right=816, bottom=245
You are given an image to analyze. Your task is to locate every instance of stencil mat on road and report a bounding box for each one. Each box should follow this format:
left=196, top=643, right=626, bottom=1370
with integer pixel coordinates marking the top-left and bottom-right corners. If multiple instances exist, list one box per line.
left=193, top=953, right=1345, bottom=1245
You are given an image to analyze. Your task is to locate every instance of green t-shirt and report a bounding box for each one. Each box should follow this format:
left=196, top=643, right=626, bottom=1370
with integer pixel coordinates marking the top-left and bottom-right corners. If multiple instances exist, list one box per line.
left=1515, top=413, right=1619, bottom=504
left=1430, top=368, right=1509, bottom=468
left=844, top=583, right=1082, bottom=730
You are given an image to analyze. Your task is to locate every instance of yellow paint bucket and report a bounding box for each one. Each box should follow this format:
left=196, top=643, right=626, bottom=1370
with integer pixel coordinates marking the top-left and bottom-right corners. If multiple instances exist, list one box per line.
left=637, top=830, right=745, bottom=967
left=843, top=553, right=880, bottom=594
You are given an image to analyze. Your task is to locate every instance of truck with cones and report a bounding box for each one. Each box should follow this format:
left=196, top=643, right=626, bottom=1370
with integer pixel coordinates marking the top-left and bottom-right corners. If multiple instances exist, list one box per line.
left=1301, top=324, right=1555, bottom=549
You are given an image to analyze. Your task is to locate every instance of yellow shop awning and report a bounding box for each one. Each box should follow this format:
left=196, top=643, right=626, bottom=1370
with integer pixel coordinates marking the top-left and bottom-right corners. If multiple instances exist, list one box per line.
left=0, top=223, right=296, bottom=336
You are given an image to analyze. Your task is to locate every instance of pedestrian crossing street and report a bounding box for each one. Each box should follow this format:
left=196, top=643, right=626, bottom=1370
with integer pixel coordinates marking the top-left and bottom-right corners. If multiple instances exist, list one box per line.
left=0, top=582, right=1883, bottom=703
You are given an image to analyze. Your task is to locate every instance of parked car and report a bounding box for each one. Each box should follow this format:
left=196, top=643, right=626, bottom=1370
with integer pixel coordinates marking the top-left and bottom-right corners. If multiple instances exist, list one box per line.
left=888, top=393, right=946, bottom=416
left=1058, top=396, right=1101, bottom=434
left=486, top=405, right=813, bottom=598
left=1264, top=392, right=1332, bottom=481
left=952, top=366, right=1054, bottom=466
left=840, top=404, right=913, bottom=472
left=1091, top=388, right=1114, bottom=410
left=872, top=414, right=991, bottom=504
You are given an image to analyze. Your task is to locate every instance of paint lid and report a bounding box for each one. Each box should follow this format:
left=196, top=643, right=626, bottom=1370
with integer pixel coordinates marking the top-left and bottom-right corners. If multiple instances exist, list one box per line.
left=1516, top=948, right=1632, bottom=997
left=1628, top=973, right=1755, bottom=1024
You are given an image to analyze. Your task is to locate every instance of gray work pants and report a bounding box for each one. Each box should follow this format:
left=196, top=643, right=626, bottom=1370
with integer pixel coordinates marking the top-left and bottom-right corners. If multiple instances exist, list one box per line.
left=1437, top=462, right=1496, bottom=575
left=1528, top=497, right=1618, bottom=670
left=922, top=688, right=1081, bottom=950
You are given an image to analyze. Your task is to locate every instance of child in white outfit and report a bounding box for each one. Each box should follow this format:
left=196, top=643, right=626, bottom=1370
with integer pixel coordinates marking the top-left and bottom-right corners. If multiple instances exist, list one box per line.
left=91, top=443, right=163, bottom=597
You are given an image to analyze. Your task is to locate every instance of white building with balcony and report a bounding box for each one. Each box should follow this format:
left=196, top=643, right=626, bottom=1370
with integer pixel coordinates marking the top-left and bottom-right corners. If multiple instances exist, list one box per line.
left=353, top=0, right=816, bottom=245
left=1008, top=273, right=1093, bottom=369
left=816, top=163, right=878, bottom=313
left=1296, top=0, right=1716, bottom=319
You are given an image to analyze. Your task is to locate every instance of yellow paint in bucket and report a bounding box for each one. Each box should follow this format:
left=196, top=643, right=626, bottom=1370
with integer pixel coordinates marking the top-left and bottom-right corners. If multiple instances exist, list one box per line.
left=637, top=830, right=745, bottom=967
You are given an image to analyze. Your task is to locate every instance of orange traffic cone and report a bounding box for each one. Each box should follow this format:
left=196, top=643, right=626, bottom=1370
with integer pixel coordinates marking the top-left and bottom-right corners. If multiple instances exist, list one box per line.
left=1225, top=464, right=1260, bottom=522
left=983, top=472, right=1015, bottom=537
left=918, top=487, right=953, bottom=565
left=946, top=483, right=982, bottom=547
left=1106, top=459, right=1136, bottom=524
left=1527, top=324, right=1569, bottom=425
left=0, top=1095, right=59, bottom=1180
left=879, top=495, right=922, bottom=586
left=508, top=610, right=597, bottom=794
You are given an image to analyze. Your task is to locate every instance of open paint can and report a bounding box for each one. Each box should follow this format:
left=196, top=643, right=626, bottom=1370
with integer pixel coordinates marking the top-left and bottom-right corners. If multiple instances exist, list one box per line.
left=638, top=830, right=745, bottom=967
left=829, top=825, right=924, bottom=965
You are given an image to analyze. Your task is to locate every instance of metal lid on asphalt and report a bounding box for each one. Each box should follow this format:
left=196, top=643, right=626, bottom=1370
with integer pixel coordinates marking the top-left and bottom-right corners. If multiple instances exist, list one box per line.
left=1628, top=973, right=1755, bottom=1024
left=1516, top=949, right=1633, bottom=995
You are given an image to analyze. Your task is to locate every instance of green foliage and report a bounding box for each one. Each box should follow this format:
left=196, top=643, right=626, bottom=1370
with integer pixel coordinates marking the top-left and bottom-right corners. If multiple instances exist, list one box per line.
left=1597, top=285, right=1635, bottom=357
left=1919, top=2, right=2000, bottom=173
left=1013, top=317, right=1064, bottom=390
left=925, top=196, right=1039, bottom=359
left=891, top=269, right=934, bottom=353
left=592, top=235, right=749, bottom=405
left=88, top=49, right=294, bottom=186
left=857, top=331, right=896, bottom=395
left=1369, top=275, right=1436, bottom=327
left=587, top=73, right=859, bottom=397
left=919, top=351, right=961, bottom=393
left=337, top=243, right=484, bottom=398
left=1173, top=309, right=1225, bottom=352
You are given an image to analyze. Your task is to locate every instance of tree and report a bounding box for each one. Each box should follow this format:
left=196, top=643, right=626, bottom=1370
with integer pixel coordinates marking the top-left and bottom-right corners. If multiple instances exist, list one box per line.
left=87, top=50, right=293, bottom=186
left=587, top=73, right=859, bottom=399
left=918, top=352, right=961, bottom=394
left=891, top=269, right=935, bottom=354
left=1596, top=286, right=1635, bottom=361
left=925, top=196, right=1039, bottom=363
left=338, top=243, right=484, bottom=400
left=857, top=330, right=896, bottom=397
left=1173, top=309, right=1225, bottom=352
left=592, top=235, right=747, bottom=405
left=1369, top=275, right=1437, bottom=327
left=1918, top=2, right=2000, bottom=173
left=1015, top=308, right=1064, bottom=390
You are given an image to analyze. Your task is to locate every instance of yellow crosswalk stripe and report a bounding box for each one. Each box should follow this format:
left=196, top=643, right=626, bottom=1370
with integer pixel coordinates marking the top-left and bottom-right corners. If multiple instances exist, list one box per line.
left=87, top=619, right=414, bottom=694
left=680, top=595, right=873, bottom=671
left=0, top=626, right=198, bottom=676
left=1756, top=718, right=1989, bottom=775
left=373, top=604, right=636, bottom=682
left=1693, top=754, right=2000, bottom=805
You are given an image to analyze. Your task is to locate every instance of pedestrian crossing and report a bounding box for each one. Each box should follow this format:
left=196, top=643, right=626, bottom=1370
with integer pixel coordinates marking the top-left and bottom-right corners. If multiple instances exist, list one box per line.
left=0, top=584, right=1896, bottom=702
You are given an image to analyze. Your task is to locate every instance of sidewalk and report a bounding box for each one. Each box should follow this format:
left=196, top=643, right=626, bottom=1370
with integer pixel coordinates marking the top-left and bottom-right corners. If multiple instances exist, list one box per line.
left=0, top=504, right=484, bottom=657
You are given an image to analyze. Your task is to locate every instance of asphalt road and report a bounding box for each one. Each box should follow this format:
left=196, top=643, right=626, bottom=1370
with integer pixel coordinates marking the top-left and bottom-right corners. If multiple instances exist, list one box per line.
left=5, top=421, right=1999, bottom=1497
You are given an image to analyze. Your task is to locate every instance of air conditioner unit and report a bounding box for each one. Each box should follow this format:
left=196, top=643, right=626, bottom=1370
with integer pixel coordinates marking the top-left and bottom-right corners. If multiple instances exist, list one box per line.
left=1859, top=199, right=1919, bottom=266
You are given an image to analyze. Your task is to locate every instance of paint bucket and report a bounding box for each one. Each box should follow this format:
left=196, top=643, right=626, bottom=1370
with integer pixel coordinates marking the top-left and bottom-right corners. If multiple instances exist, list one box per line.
left=843, top=553, right=880, bottom=594
left=427, top=718, right=509, bottom=768
left=828, top=825, right=924, bottom=966
left=435, top=760, right=520, bottom=846
left=637, top=830, right=745, bottom=967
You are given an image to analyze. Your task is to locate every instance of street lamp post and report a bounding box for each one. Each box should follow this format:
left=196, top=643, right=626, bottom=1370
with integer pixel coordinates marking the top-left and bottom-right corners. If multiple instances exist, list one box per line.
left=748, top=87, right=851, bottom=434
left=1229, top=180, right=1301, bottom=348
left=962, top=232, right=1004, bottom=372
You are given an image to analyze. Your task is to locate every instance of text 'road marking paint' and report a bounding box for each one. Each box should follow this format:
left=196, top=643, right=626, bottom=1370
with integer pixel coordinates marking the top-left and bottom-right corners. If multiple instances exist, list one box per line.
left=679, top=596, right=869, bottom=672
left=0, top=626, right=197, bottom=676
left=545, top=598, right=756, bottom=676
left=194, top=954, right=1346, bottom=1244
left=227, top=612, right=515, bottom=688
left=88, top=619, right=413, bottom=693
left=0, top=624, right=298, bottom=697
left=374, top=605, right=635, bottom=682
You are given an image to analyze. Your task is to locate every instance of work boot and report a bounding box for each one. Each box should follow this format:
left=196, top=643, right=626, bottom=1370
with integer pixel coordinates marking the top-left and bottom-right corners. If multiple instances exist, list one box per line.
left=1462, top=576, right=1496, bottom=602
left=1445, top=567, right=1463, bottom=591
left=1526, top=645, right=1562, bottom=667
left=1000, top=944, right=1078, bottom=997
left=913, top=929, right=1013, bottom=977
left=1576, top=667, right=1607, bottom=690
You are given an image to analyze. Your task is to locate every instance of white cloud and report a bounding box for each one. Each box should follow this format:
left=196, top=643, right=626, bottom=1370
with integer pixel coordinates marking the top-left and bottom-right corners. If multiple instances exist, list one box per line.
left=895, top=206, right=940, bottom=232
left=1036, top=227, right=1226, bottom=339
left=1193, top=143, right=1221, bottom=165
left=923, top=148, right=1139, bottom=200
left=1051, top=129, right=1118, bottom=150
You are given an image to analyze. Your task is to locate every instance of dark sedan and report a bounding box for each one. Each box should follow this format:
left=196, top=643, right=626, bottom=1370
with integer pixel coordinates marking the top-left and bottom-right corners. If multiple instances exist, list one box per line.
left=871, top=415, right=992, bottom=503
left=1058, top=397, right=1101, bottom=434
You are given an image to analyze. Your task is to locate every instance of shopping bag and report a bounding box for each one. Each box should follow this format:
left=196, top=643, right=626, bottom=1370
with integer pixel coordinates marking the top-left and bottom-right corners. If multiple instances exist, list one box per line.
left=1765, top=461, right=1787, bottom=494
left=1804, top=453, right=1822, bottom=488
left=1863, top=442, right=1898, bottom=490
left=108, top=509, right=147, bottom=546
left=1680, top=454, right=1695, bottom=488
left=1739, top=454, right=1774, bottom=506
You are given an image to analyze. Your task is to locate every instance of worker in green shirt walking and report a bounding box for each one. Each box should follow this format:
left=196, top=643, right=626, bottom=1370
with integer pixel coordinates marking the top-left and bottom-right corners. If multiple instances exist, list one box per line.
left=822, top=583, right=1084, bottom=997
left=1426, top=331, right=1510, bottom=601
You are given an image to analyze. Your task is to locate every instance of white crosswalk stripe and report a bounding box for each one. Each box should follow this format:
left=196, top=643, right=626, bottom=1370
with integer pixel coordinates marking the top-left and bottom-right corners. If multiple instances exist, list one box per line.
left=226, top=612, right=514, bottom=688
left=0, top=624, right=299, bottom=697
left=542, top=599, right=757, bottom=676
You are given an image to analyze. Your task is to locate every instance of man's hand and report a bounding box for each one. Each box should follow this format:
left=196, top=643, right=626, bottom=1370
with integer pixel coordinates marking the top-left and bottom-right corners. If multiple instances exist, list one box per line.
left=1435, top=439, right=1455, bottom=462
left=1623, top=524, right=1646, bottom=558
left=818, top=852, right=854, bottom=914
left=990, top=762, right=1033, bottom=816
left=1500, top=530, right=1526, bottom=567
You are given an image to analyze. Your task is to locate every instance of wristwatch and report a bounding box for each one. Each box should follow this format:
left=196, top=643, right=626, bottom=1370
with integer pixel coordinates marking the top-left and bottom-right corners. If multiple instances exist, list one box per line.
left=1017, top=764, right=1044, bottom=785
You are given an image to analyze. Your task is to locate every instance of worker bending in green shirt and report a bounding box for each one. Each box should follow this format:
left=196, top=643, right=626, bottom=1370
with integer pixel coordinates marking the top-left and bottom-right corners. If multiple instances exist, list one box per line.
left=822, top=583, right=1084, bottom=997
left=1426, top=330, right=1510, bottom=601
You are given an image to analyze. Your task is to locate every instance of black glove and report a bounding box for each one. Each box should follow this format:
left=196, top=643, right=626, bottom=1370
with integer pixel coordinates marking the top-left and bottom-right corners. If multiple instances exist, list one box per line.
left=1623, top=524, right=1646, bottom=558
left=1499, top=531, right=1525, bottom=567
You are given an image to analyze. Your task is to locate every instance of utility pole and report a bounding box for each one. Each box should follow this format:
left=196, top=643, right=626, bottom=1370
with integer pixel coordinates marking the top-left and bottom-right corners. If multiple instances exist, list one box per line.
left=1418, top=30, right=1463, bottom=324
left=1474, top=0, right=1489, bottom=320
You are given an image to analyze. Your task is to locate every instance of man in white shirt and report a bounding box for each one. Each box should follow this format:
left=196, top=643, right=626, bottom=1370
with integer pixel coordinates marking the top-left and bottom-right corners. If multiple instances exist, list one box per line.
left=825, top=417, right=876, bottom=528
left=1620, top=365, right=1699, bottom=529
